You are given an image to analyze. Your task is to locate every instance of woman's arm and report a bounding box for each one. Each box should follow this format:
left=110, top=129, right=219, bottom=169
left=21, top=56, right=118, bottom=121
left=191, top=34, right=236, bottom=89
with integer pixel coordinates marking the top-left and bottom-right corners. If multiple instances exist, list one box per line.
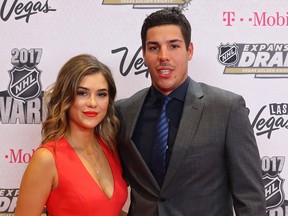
left=120, top=210, right=128, bottom=216
left=15, top=148, right=57, bottom=216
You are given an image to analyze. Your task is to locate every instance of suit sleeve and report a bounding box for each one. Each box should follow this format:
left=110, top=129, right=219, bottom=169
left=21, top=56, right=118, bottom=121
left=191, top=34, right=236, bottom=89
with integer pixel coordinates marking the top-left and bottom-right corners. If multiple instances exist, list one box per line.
left=225, top=95, right=266, bottom=215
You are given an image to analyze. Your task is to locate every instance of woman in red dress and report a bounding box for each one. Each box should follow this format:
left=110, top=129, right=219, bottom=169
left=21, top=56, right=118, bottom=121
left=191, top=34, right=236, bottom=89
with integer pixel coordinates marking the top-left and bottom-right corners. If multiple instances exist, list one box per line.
left=15, top=54, right=128, bottom=216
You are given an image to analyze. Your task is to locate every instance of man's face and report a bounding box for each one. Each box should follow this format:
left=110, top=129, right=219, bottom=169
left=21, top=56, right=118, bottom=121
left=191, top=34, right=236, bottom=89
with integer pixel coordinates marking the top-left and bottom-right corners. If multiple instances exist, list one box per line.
left=143, top=24, right=193, bottom=95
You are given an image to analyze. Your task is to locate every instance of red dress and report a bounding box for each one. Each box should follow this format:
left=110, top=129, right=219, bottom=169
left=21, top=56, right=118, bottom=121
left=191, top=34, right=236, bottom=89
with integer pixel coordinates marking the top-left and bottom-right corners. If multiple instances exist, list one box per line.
left=40, top=137, right=128, bottom=216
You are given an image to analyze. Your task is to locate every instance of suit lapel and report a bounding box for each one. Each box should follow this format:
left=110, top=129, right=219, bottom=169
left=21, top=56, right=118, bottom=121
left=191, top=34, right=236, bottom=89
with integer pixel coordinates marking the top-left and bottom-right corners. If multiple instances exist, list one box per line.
left=162, top=79, right=204, bottom=190
left=124, top=89, right=162, bottom=190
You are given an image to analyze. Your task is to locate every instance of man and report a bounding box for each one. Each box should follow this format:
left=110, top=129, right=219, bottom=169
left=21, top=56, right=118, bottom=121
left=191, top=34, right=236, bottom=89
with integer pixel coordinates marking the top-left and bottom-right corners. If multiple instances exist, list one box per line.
left=116, top=7, right=266, bottom=216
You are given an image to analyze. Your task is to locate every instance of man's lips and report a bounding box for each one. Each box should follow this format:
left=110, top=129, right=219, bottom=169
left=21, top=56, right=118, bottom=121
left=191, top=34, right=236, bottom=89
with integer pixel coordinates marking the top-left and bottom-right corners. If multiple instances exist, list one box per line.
left=157, top=63, right=174, bottom=75
left=83, top=111, right=98, bottom=117
left=159, top=69, right=171, bottom=75
left=157, top=68, right=173, bottom=76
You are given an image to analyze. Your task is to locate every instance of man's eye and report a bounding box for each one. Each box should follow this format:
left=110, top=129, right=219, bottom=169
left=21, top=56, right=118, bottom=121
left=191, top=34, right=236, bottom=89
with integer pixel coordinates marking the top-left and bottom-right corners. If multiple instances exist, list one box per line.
left=148, top=46, right=158, bottom=51
left=170, top=44, right=180, bottom=49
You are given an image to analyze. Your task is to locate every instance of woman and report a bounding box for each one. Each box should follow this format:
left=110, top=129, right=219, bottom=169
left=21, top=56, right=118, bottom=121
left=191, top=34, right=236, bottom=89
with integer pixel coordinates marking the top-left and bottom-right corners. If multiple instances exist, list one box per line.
left=15, top=54, right=128, bottom=216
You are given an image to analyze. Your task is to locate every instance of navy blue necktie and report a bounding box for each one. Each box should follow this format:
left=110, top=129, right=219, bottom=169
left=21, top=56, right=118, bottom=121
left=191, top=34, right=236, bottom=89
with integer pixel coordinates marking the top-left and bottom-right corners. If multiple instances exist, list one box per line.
left=150, top=96, right=172, bottom=186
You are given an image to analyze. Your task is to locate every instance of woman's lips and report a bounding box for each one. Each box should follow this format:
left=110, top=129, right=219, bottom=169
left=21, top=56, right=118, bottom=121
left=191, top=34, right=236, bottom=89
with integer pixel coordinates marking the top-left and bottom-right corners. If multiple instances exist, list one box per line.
left=83, top=111, right=98, bottom=117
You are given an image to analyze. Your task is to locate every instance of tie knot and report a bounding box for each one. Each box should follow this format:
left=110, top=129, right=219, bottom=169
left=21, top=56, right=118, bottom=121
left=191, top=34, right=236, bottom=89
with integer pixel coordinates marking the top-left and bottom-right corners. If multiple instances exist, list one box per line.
left=163, top=96, right=172, bottom=108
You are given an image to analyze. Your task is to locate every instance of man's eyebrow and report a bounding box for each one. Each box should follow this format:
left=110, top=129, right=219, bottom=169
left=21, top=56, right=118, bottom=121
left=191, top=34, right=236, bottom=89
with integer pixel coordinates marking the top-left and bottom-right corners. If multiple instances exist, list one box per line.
left=170, top=39, right=183, bottom=43
left=146, top=41, right=159, bottom=45
left=146, top=39, right=183, bottom=45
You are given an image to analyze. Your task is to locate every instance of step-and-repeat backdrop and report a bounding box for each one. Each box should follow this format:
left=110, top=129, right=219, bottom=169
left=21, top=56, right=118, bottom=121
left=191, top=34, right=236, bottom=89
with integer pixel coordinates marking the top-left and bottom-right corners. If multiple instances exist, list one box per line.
left=1, top=0, right=287, bottom=215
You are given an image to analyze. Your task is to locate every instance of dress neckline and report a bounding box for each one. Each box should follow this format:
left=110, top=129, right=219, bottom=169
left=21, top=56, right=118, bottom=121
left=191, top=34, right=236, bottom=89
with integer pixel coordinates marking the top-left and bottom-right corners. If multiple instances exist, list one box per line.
left=63, top=136, right=115, bottom=200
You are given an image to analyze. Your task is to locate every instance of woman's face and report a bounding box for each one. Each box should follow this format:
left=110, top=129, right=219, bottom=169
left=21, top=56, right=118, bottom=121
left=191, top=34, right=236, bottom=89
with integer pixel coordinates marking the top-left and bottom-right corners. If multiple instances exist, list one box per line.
left=68, top=72, right=109, bottom=132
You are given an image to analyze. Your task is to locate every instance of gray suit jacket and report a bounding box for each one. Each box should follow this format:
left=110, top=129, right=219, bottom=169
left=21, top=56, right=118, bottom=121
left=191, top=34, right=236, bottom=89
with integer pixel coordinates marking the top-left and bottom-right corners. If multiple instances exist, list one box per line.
left=116, top=77, right=266, bottom=216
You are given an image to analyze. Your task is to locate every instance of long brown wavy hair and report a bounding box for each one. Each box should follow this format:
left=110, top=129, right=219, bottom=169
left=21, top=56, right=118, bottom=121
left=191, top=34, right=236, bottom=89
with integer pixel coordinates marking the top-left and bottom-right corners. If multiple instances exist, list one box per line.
left=41, top=54, right=119, bottom=152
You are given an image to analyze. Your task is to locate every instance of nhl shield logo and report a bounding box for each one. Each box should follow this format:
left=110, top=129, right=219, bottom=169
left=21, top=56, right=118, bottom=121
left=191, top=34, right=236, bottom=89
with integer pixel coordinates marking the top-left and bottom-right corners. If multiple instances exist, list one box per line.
left=263, top=174, right=285, bottom=211
left=8, top=66, right=42, bottom=102
left=218, top=43, right=239, bottom=66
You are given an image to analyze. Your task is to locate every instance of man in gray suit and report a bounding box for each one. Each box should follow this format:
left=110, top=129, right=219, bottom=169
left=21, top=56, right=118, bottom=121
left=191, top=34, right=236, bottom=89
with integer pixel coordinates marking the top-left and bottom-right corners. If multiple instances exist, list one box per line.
left=116, top=7, right=266, bottom=216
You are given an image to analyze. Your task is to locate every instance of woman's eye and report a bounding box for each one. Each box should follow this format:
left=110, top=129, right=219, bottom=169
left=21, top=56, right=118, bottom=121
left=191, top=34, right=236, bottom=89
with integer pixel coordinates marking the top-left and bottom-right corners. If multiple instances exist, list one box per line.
left=98, top=92, right=108, bottom=97
left=77, top=91, right=87, bottom=96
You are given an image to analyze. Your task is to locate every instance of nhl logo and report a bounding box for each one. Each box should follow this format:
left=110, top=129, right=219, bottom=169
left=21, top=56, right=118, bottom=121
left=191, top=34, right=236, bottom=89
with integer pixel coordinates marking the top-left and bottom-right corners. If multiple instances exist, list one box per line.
left=218, top=43, right=239, bottom=66
left=263, top=174, right=285, bottom=211
left=8, top=66, right=42, bottom=102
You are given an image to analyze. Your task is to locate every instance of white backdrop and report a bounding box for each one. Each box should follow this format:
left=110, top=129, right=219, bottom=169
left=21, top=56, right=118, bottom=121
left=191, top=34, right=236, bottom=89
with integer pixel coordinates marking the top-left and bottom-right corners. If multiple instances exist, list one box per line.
left=0, top=0, right=287, bottom=215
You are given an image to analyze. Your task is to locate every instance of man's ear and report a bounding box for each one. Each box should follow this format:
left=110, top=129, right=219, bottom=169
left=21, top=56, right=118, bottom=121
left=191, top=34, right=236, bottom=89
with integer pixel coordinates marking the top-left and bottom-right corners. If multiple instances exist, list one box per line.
left=187, top=42, right=194, bottom=60
left=142, top=48, right=147, bottom=66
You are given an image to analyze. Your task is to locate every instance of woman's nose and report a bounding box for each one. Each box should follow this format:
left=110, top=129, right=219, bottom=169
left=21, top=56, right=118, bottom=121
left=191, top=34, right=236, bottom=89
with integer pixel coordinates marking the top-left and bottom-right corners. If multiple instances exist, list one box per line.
left=87, top=96, right=97, bottom=107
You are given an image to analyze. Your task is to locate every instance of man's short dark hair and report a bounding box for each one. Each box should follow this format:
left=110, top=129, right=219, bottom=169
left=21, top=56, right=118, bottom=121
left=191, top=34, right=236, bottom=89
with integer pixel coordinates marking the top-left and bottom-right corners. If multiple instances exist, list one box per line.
left=141, top=7, right=191, bottom=52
